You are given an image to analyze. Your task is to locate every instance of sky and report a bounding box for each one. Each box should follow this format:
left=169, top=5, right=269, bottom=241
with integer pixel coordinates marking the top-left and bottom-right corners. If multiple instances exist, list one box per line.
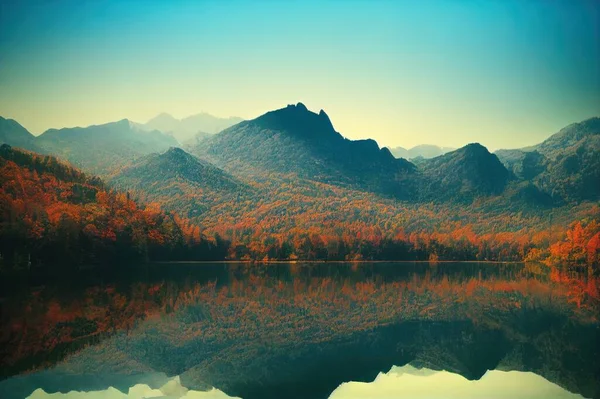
left=0, top=0, right=598, bottom=150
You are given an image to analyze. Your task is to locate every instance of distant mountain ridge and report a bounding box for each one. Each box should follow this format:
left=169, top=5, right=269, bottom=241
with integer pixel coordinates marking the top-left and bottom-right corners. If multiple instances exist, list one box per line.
left=142, top=112, right=244, bottom=143
left=1, top=109, right=598, bottom=205
left=34, top=119, right=179, bottom=175
left=0, top=118, right=178, bottom=176
left=390, top=144, right=456, bottom=160
left=495, top=117, right=600, bottom=202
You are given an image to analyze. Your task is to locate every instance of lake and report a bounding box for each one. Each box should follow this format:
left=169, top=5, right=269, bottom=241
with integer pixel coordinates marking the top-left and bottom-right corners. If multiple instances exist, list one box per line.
left=1, top=262, right=598, bottom=399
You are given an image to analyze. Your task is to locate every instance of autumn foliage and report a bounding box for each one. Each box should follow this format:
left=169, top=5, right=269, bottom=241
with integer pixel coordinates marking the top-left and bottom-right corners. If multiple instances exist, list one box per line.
left=0, top=145, right=227, bottom=271
left=1, top=144, right=598, bottom=271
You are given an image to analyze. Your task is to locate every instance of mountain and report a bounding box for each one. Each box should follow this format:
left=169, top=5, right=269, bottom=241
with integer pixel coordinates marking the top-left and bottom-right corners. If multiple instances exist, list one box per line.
left=0, top=116, right=39, bottom=151
left=526, top=117, right=600, bottom=153
left=190, top=103, right=415, bottom=198
left=390, top=144, right=455, bottom=160
left=35, top=119, right=179, bottom=175
left=142, top=113, right=181, bottom=135
left=496, top=117, right=600, bottom=202
left=143, top=112, right=244, bottom=143
left=418, top=143, right=511, bottom=201
left=111, top=147, right=244, bottom=218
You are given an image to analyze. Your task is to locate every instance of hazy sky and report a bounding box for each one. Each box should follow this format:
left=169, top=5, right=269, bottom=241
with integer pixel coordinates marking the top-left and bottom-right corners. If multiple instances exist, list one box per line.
left=1, top=0, right=598, bottom=150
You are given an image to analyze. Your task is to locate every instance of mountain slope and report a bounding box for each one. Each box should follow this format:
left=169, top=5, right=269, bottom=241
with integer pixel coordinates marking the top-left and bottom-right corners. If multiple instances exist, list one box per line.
left=496, top=117, right=600, bottom=202
left=143, top=112, right=243, bottom=142
left=111, top=147, right=245, bottom=218
left=35, top=119, right=179, bottom=175
left=191, top=103, right=415, bottom=198
left=526, top=117, right=600, bottom=153
left=419, top=143, right=511, bottom=201
left=0, top=116, right=39, bottom=151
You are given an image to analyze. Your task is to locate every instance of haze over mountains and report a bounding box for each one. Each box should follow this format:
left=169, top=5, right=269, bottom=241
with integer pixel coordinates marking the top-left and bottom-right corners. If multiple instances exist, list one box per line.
left=36, top=120, right=179, bottom=175
left=390, top=145, right=455, bottom=160
left=0, top=116, right=40, bottom=152
left=141, top=112, right=244, bottom=143
left=0, top=104, right=598, bottom=208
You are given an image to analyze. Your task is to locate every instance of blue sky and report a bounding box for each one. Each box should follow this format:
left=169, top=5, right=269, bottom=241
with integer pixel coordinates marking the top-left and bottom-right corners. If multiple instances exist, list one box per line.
left=0, top=0, right=598, bottom=149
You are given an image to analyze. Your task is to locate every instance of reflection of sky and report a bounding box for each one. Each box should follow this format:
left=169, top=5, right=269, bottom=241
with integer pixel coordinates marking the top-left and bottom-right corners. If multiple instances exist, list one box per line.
left=330, top=365, right=585, bottom=399
left=27, top=376, right=238, bottom=399
left=1, top=1, right=599, bottom=149
left=23, top=367, right=584, bottom=399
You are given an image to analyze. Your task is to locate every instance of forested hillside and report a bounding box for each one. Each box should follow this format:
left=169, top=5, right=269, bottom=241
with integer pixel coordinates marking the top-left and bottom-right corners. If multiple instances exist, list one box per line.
left=0, top=145, right=228, bottom=273
left=110, top=147, right=246, bottom=219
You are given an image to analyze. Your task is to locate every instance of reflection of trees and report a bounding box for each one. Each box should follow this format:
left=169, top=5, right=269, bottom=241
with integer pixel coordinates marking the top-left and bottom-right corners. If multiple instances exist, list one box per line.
left=2, top=263, right=598, bottom=394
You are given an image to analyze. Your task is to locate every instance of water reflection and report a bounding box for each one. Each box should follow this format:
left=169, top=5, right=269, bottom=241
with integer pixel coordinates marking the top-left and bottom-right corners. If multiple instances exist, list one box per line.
left=331, top=366, right=583, bottom=399
left=27, top=376, right=238, bottom=399
left=19, top=368, right=584, bottom=399
left=1, top=262, right=598, bottom=399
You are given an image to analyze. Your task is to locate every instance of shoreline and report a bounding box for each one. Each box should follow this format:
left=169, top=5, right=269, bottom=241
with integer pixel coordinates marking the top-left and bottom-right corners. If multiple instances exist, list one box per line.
left=147, top=260, right=527, bottom=265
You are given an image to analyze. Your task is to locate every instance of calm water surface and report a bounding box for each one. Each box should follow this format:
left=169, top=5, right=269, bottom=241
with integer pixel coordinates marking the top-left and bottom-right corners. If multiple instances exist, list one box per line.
left=0, top=262, right=598, bottom=399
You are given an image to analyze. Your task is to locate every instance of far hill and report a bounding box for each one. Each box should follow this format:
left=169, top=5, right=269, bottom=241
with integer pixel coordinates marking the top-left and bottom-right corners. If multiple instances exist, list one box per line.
left=111, top=147, right=245, bottom=218
left=0, top=116, right=39, bottom=152
left=35, top=119, right=178, bottom=175
left=143, top=112, right=244, bottom=143
left=419, top=143, right=511, bottom=201
left=390, top=144, right=455, bottom=160
left=191, top=103, right=415, bottom=198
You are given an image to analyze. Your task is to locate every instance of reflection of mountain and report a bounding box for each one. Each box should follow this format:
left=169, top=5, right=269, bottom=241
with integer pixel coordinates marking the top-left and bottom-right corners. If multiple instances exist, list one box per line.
left=1, top=263, right=598, bottom=399
left=4, top=368, right=581, bottom=399
left=22, top=376, right=238, bottom=399
left=330, top=365, right=581, bottom=399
